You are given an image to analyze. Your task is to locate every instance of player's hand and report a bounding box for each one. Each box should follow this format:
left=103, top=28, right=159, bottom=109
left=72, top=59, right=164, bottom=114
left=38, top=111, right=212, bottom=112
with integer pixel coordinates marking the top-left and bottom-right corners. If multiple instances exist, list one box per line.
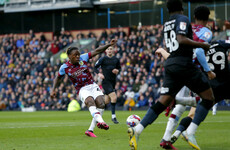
left=50, top=90, right=57, bottom=99
left=155, top=48, right=164, bottom=57
left=98, top=73, right=105, bottom=79
left=112, top=69, right=119, bottom=75
left=207, top=71, right=216, bottom=80
left=110, top=39, right=117, bottom=46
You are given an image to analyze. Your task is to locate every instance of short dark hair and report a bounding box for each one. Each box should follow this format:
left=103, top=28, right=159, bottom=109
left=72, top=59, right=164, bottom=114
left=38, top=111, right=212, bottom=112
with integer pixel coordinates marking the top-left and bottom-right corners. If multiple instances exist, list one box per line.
left=194, top=5, right=210, bottom=21
left=66, top=47, right=78, bottom=55
left=167, top=0, right=184, bottom=13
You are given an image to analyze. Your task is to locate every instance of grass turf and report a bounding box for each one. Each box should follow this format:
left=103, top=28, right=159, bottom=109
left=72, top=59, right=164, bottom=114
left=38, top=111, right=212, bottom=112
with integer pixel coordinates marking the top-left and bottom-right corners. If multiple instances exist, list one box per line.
left=0, top=110, right=229, bottom=150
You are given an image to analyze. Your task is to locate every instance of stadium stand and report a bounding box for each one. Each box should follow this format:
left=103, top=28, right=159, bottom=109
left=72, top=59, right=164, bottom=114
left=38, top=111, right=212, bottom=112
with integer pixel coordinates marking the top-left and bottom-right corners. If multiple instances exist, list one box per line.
left=0, top=24, right=229, bottom=111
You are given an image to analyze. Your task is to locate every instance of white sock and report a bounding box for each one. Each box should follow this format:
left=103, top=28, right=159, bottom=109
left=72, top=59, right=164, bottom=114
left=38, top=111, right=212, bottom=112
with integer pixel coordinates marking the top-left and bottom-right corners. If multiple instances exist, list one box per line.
left=134, top=123, right=144, bottom=135
left=97, top=108, right=104, bottom=116
left=163, top=118, right=178, bottom=141
left=173, top=130, right=181, bottom=138
left=212, top=103, right=217, bottom=115
left=186, top=122, right=198, bottom=135
left=88, top=108, right=105, bottom=131
left=88, top=118, right=96, bottom=131
left=112, top=114, right=116, bottom=119
left=176, top=96, right=196, bottom=107
left=162, top=104, right=186, bottom=141
left=89, top=106, right=104, bottom=123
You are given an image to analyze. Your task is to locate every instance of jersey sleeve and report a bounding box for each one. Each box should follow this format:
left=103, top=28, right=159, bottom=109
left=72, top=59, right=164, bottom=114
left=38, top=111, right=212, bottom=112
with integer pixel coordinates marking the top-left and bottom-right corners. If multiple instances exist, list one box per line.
left=80, top=52, right=92, bottom=62
left=94, top=57, right=104, bottom=73
left=58, top=64, right=68, bottom=76
left=175, top=16, right=190, bottom=35
left=198, top=28, right=213, bottom=43
left=195, top=48, right=211, bottom=72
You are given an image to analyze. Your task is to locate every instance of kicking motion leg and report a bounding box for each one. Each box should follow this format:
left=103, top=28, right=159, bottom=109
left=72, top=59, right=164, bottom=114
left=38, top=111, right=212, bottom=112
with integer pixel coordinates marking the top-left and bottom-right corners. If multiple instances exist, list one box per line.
left=128, top=95, right=173, bottom=150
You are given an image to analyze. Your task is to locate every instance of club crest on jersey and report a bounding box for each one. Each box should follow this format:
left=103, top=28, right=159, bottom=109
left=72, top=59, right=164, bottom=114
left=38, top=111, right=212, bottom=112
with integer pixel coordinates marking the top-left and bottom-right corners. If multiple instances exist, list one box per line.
left=180, top=22, right=187, bottom=30
left=204, top=32, right=211, bottom=40
left=79, top=61, right=84, bottom=66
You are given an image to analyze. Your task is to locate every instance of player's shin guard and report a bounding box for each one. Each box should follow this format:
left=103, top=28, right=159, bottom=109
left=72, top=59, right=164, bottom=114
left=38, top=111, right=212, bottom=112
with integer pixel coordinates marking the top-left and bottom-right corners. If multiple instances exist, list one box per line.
left=187, top=99, right=213, bottom=135
left=140, top=101, right=166, bottom=128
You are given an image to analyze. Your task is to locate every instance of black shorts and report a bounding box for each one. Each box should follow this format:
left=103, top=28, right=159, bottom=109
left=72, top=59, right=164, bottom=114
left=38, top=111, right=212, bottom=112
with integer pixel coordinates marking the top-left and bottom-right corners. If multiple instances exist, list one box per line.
left=102, top=80, right=116, bottom=95
left=211, top=79, right=230, bottom=103
left=162, top=63, right=210, bottom=97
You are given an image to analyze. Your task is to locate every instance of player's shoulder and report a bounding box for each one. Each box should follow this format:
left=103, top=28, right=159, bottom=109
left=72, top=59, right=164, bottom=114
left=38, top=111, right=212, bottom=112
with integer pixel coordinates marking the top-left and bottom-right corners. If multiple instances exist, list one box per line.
left=60, top=63, right=69, bottom=69
left=176, top=14, right=190, bottom=22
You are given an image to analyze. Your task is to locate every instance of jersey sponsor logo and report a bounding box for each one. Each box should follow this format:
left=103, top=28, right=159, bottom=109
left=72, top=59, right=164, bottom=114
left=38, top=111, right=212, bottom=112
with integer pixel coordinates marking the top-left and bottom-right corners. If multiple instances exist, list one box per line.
left=180, top=22, right=187, bottom=30
left=160, top=87, right=169, bottom=94
left=79, top=61, right=84, bottom=66
left=71, top=68, right=87, bottom=77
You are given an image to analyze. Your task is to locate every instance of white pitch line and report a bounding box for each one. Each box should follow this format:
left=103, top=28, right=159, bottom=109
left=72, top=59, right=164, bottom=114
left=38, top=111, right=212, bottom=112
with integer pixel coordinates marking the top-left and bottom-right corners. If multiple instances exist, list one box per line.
left=0, top=120, right=229, bottom=129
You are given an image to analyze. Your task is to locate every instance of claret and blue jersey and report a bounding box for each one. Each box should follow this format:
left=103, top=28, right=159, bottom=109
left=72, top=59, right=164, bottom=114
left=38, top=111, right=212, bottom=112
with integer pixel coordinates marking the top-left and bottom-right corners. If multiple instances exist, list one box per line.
left=58, top=52, right=94, bottom=94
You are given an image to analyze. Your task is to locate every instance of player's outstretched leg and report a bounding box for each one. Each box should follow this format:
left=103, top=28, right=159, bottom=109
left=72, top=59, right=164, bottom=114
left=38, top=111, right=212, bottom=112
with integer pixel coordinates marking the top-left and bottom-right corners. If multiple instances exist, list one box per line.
left=127, top=99, right=169, bottom=149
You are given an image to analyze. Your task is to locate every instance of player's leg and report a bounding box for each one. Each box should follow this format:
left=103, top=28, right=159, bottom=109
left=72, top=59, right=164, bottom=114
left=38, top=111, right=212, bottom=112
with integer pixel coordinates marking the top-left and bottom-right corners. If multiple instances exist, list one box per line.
left=172, top=107, right=195, bottom=143
left=127, top=64, right=183, bottom=150
left=109, top=92, right=119, bottom=124
left=95, top=95, right=109, bottom=130
left=92, top=83, right=109, bottom=130
left=161, top=104, right=186, bottom=141
left=212, top=103, right=218, bottom=115
left=128, top=95, right=175, bottom=150
left=185, top=68, right=214, bottom=150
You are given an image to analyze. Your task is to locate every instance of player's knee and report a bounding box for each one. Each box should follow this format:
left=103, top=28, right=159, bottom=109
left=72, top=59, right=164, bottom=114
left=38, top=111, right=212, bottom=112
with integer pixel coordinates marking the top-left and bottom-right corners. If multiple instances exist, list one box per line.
left=95, top=96, right=105, bottom=109
left=85, top=97, right=95, bottom=107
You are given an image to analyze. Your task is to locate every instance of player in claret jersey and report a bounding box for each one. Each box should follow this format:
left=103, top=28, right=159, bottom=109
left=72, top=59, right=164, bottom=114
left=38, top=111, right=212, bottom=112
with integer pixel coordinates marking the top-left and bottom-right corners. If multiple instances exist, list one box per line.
left=127, top=0, right=214, bottom=150
left=50, top=39, right=116, bottom=138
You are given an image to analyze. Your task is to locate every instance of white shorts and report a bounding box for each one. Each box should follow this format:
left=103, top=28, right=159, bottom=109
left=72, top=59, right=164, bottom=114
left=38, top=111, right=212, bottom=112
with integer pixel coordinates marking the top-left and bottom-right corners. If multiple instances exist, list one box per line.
left=79, top=83, right=104, bottom=103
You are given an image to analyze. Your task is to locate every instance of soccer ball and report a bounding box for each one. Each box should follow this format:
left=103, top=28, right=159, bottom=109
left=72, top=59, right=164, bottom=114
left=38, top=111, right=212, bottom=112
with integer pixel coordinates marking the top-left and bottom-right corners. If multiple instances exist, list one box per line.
left=126, top=114, right=141, bottom=127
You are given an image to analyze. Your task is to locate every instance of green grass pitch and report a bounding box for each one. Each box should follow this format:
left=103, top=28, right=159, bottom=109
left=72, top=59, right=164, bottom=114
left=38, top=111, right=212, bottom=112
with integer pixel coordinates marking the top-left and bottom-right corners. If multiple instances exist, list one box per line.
left=0, top=110, right=229, bottom=150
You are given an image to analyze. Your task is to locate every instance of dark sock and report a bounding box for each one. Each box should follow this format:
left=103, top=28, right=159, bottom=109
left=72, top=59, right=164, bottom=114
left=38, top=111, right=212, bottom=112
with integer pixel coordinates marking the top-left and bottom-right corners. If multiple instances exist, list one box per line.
left=177, top=116, right=192, bottom=132
left=111, top=102, right=116, bottom=115
left=140, top=101, right=167, bottom=128
left=192, top=99, right=213, bottom=126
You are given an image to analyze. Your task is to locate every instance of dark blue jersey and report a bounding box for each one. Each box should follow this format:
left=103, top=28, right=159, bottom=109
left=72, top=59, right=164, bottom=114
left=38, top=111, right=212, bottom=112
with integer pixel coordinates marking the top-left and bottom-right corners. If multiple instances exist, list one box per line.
left=207, top=40, right=230, bottom=80
left=163, top=14, right=193, bottom=65
left=95, top=56, right=121, bottom=82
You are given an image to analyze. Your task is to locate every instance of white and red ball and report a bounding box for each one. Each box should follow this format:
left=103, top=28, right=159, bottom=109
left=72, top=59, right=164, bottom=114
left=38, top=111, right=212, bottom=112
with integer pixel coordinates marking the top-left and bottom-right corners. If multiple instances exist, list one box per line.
left=126, top=115, right=141, bottom=127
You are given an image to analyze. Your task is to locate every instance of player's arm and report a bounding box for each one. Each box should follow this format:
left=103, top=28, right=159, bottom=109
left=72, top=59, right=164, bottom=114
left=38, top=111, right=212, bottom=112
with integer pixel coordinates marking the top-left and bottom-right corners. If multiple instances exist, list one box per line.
left=155, top=48, right=170, bottom=60
left=50, top=75, right=63, bottom=98
left=177, top=34, right=210, bottom=51
left=94, top=57, right=105, bottom=79
left=91, top=39, right=116, bottom=57
left=51, top=65, right=66, bottom=98
left=196, top=48, right=216, bottom=80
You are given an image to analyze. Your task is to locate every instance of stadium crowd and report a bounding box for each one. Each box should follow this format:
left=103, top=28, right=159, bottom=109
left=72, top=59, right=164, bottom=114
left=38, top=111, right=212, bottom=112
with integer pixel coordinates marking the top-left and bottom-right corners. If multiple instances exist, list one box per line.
left=0, top=25, right=229, bottom=111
